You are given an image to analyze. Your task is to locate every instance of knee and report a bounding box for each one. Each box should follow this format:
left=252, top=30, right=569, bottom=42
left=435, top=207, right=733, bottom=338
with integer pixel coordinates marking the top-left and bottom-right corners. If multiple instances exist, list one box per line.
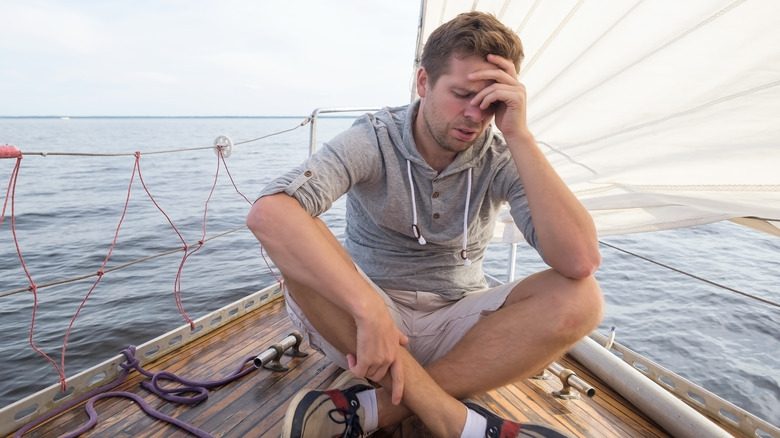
left=246, top=195, right=276, bottom=238
left=556, top=275, right=603, bottom=342
left=507, top=270, right=603, bottom=343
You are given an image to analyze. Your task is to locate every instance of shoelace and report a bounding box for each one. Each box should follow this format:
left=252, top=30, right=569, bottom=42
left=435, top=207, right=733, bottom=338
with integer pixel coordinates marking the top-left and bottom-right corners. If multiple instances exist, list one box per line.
left=328, top=399, right=365, bottom=438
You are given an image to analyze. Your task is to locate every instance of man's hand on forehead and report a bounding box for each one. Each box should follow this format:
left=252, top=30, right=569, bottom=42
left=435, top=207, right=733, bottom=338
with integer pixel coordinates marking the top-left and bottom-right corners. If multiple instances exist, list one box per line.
left=468, top=54, right=520, bottom=109
left=468, top=53, right=529, bottom=138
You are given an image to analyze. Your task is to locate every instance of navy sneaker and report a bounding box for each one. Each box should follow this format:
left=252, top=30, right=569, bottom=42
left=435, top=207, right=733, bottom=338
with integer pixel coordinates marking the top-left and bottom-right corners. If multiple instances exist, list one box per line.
left=282, top=375, right=373, bottom=438
left=463, top=400, right=571, bottom=438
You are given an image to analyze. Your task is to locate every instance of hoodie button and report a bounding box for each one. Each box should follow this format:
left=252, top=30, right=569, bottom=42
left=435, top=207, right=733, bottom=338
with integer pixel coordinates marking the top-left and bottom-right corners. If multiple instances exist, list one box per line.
left=433, top=213, right=440, bottom=219
left=432, top=191, right=440, bottom=198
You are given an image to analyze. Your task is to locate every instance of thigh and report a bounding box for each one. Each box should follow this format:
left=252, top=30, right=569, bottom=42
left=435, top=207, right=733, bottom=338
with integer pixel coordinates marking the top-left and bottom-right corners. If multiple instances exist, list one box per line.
left=408, top=279, right=521, bottom=365
left=283, top=266, right=408, bottom=370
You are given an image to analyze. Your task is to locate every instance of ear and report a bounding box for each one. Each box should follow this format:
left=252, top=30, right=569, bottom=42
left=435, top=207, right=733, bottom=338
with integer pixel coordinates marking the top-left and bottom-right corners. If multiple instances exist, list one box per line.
left=416, top=67, right=428, bottom=98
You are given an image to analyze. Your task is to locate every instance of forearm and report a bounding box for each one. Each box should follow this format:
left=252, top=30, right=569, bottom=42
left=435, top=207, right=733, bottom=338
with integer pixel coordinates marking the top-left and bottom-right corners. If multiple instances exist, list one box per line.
left=246, top=193, right=384, bottom=318
left=506, top=132, right=601, bottom=278
left=467, top=54, right=600, bottom=277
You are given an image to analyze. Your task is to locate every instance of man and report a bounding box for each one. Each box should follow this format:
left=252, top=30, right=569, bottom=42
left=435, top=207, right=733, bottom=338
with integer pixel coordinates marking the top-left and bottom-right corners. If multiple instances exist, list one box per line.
left=247, top=11, right=603, bottom=438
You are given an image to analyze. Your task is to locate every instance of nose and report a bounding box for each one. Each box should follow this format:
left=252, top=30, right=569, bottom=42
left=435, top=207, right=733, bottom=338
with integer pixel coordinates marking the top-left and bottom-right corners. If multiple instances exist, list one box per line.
left=464, top=102, right=484, bottom=122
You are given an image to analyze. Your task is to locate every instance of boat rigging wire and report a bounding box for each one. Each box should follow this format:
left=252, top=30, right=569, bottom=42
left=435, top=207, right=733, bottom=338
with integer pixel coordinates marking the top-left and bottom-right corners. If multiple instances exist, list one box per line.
left=0, top=226, right=247, bottom=299
left=1, top=119, right=305, bottom=392
left=15, top=117, right=311, bottom=158
left=0, top=118, right=308, bottom=298
left=599, top=240, right=780, bottom=308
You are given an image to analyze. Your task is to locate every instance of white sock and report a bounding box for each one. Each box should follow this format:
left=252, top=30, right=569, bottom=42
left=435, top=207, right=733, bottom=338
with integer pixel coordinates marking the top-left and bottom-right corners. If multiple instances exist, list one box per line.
left=355, top=389, right=379, bottom=431
left=460, top=407, right=487, bottom=438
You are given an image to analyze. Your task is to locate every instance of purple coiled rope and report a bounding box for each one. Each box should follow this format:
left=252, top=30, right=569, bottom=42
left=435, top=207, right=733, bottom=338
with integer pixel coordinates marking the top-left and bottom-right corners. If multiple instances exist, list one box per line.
left=14, top=345, right=260, bottom=438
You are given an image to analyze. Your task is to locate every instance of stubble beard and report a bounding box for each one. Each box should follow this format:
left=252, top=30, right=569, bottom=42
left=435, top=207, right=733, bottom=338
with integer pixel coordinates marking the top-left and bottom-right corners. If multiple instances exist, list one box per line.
left=422, top=107, right=483, bottom=154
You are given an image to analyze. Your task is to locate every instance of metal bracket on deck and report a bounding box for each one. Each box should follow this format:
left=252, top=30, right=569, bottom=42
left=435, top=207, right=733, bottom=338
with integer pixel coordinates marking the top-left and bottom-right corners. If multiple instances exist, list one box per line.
left=547, top=362, right=596, bottom=400
left=284, top=332, right=309, bottom=358
left=553, top=368, right=582, bottom=400
left=263, top=343, right=290, bottom=372
left=253, top=331, right=309, bottom=372
left=531, top=369, right=554, bottom=380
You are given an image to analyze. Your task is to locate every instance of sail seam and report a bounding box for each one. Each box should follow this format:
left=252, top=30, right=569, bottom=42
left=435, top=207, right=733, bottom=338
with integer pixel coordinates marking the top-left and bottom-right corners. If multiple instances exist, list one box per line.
left=559, top=78, right=780, bottom=150
left=519, top=0, right=585, bottom=79
left=529, top=0, right=748, bottom=126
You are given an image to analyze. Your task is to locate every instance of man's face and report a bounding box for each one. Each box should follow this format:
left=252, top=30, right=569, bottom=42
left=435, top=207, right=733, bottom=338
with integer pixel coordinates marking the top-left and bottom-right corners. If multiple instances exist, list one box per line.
left=417, top=54, right=498, bottom=154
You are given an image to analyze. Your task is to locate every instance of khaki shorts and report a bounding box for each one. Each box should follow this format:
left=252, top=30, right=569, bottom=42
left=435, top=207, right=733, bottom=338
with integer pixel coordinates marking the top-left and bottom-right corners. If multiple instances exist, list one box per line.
left=283, top=267, right=520, bottom=370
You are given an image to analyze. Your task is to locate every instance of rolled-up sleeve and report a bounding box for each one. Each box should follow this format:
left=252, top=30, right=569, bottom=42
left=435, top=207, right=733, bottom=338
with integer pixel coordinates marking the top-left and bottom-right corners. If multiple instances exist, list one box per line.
left=256, top=115, right=382, bottom=217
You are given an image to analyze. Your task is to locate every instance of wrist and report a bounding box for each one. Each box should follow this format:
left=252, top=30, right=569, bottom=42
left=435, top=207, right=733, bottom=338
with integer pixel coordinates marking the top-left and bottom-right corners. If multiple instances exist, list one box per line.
left=504, top=130, right=538, bottom=155
left=350, top=291, right=385, bottom=322
left=504, top=129, right=535, bottom=145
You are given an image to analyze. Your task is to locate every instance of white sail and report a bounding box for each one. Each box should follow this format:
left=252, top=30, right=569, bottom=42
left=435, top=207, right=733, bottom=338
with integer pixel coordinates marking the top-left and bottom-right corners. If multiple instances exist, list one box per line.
left=417, top=0, right=780, bottom=237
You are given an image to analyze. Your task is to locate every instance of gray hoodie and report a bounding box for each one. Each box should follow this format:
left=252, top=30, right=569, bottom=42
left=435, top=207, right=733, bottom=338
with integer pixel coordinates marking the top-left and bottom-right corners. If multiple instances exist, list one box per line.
left=258, top=100, right=540, bottom=300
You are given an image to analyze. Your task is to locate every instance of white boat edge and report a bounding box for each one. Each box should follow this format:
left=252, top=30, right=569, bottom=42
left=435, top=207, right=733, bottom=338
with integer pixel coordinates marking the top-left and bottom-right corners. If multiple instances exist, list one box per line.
left=0, top=283, right=284, bottom=437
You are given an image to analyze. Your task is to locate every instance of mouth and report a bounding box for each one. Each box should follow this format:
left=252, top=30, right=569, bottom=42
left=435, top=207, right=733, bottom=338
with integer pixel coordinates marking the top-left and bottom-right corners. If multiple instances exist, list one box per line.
left=453, top=127, right=478, bottom=141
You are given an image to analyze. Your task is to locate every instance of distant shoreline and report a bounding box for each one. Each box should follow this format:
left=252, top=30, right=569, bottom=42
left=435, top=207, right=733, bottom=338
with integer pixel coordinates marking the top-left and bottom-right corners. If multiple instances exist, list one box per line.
left=0, top=115, right=359, bottom=119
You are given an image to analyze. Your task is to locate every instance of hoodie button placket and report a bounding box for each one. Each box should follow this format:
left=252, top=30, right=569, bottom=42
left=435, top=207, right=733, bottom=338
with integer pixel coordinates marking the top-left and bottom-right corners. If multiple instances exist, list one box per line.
left=431, top=181, right=444, bottom=222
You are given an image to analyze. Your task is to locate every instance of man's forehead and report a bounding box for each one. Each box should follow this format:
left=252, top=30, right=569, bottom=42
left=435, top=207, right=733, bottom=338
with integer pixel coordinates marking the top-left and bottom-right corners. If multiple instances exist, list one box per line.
left=438, top=56, right=496, bottom=89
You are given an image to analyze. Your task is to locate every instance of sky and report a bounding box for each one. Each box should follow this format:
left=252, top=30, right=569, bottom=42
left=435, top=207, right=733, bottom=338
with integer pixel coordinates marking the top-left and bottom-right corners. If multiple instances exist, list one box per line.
left=0, top=0, right=422, bottom=117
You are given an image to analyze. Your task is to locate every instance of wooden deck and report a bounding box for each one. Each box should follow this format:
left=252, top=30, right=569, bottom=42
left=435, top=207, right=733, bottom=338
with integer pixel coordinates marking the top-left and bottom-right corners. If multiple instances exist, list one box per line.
left=12, top=297, right=677, bottom=438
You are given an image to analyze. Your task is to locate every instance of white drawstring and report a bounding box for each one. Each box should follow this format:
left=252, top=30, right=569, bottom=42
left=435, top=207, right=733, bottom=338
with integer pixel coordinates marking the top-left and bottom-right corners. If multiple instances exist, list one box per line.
left=406, top=160, right=473, bottom=266
left=407, top=159, right=426, bottom=245
left=461, top=168, right=472, bottom=266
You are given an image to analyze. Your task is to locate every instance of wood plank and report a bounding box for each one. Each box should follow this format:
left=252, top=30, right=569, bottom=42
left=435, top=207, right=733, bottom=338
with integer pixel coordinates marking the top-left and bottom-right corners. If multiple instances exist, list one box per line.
left=7, top=298, right=693, bottom=438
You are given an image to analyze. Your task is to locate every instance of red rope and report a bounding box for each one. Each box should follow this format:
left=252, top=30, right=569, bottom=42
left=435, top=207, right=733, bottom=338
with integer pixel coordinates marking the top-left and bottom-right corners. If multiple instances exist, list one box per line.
left=58, top=156, right=140, bottom=389
left=1, top=153, right=66, bottom=387
left=3, top=142, right=284, bottom=393
left=172, top=153, right=225, bottom=329
left=219, top=151, right=252, bottom=205
left=133, top=152, right=199, bottom=328
left=0, top=153, right=19, bottom=229
left=217, top=149, right=283, bottom=289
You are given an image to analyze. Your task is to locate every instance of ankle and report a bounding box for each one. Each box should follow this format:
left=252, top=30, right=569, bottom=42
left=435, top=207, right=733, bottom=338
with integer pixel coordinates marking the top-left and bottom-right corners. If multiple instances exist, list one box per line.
left=460, top=406, right=487, bottom=438
left=375, top=387, right=411, bottom=427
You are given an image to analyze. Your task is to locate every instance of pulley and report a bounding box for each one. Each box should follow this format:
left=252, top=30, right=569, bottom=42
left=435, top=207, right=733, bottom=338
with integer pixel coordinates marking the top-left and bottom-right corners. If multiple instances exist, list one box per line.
left=213, top=135, right=234, bottom=158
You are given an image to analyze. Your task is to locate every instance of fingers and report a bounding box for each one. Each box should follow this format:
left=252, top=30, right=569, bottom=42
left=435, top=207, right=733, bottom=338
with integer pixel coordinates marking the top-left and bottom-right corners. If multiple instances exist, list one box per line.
left=467, top=54, right=524, bottom=111
left=486, top=53, right=518, bottom=75
left=469, top=54, right=517, bottom=83
left=389, top=359, right=405, bottom=405
left=348, top=356, right=405, bottom=406
left=472, top=83, right=524, bottom=110
left=348, top=354, right=389, bottom=382
left=347, top=353, right=358, bottom=371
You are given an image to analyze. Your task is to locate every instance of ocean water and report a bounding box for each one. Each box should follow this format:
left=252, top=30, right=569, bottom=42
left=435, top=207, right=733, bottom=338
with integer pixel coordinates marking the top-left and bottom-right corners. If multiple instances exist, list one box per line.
left=1, top=117, right=778, bottom=427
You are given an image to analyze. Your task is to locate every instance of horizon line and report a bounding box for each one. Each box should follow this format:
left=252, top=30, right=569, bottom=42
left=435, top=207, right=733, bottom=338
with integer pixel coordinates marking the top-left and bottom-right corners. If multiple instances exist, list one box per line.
left=0, top=115, right=308, bottom=119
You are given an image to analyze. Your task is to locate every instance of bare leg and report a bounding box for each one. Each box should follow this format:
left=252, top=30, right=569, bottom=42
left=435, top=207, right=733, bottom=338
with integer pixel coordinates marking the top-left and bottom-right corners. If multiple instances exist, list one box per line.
left=284, top=219, right=602, bottom=433
left=282, top=219, right=359, bottom=357
left=283, top=219, right=468, bottom=436
left=375, top=269, right=603, bottom=427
